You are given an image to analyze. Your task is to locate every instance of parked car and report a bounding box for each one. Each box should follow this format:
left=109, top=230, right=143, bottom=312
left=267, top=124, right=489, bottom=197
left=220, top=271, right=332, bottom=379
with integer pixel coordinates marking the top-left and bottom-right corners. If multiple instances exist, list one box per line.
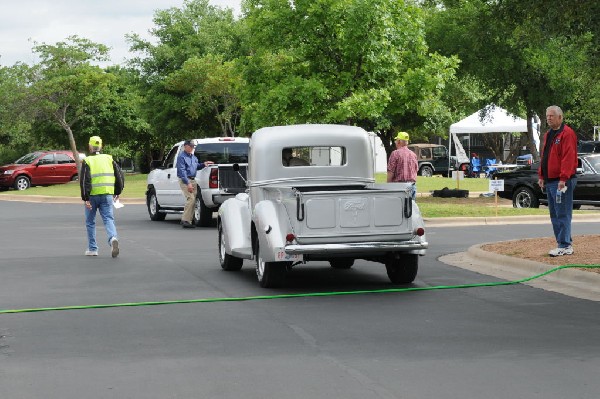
left=146, top=137, right=249, bottom=226
left=497, top=153, right=600, bottom=208
left=578, top=140, right=600, bottom=154
left=408, top=143, right=470, bottom=177
left=0, top=150, right=80, bottom=191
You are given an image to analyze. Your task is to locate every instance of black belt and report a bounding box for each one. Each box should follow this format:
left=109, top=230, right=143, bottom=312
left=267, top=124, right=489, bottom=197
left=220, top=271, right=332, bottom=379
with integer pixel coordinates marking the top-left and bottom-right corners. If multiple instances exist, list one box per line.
left=187, top=177, right=195, bottom=180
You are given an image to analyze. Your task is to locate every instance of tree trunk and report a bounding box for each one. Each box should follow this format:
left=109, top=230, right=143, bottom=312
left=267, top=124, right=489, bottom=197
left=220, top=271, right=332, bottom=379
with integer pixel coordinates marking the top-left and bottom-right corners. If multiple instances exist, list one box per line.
left=54, top=104, right=83, bottom=175
left=526, top=109, right=541, bottom=161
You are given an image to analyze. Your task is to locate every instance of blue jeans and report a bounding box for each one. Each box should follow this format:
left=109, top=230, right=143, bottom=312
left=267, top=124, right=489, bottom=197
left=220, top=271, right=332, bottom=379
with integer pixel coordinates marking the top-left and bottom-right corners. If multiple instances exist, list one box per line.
left=85, top=195, right=118, bottom=251
left=545, top=178, right=577, bottom=248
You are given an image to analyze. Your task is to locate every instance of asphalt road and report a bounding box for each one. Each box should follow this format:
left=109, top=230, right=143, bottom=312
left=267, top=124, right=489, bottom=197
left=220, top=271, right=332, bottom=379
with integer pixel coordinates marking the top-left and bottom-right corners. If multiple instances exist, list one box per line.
left=1, top=201, right=599, bottom=399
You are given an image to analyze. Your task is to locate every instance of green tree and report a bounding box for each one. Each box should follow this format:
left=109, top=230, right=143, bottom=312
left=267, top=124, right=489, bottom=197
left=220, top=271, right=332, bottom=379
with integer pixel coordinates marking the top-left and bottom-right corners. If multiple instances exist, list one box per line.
left=128, top=0, right=243, bottom=142
left=27, top=36, right=116, bottom=166
left=165, top=54, right=243, bottom=137
left=240, top=0, right=458, bottom=154
left=425, top=0, right=600, bottom=159
left=0, top=64, right=33, bottom=159
left=19, top=36, right=148, bottom=172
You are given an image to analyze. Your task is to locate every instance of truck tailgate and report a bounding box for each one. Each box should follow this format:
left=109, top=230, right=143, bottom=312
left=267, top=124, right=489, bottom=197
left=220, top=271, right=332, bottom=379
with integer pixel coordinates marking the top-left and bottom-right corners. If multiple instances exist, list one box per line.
left=218, top=165, right=247, bottom=194
left=284, top=188, right=414, bottom=244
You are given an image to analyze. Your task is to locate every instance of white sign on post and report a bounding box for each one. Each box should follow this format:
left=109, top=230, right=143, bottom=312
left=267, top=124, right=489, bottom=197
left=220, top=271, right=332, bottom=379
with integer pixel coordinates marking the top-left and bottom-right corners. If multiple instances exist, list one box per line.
left=451, top=171, right=464, bottom=180
left=489, top=179, right=504, bottom=192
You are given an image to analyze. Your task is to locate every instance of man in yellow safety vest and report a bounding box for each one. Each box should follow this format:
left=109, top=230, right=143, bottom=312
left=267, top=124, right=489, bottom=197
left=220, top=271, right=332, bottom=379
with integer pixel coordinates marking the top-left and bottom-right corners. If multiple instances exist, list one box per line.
left=80, top=136, right=125, bottom=258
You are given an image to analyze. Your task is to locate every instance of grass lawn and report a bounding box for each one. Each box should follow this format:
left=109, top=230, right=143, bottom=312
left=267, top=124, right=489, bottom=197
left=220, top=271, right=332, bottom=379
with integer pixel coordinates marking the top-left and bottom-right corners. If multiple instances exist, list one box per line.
left=375, top=172, right=491, bottom=192
left=0, top=173, right=588, bottom=219
left=0, top=173, right=149, bottom=198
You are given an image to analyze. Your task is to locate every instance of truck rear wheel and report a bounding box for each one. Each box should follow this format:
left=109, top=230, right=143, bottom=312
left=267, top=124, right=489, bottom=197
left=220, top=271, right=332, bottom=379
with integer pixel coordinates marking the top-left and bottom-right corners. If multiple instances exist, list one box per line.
left=147, top=188, right=166, bottom=221
left=329, top=259, right=354, bottom=269
left=218, top=224, right=243, bottom=271
left=194, top=195, right=213, bottom=227
left=385, top=254, right=418, bottom=284
left=256, top=241, right=287, bottom=288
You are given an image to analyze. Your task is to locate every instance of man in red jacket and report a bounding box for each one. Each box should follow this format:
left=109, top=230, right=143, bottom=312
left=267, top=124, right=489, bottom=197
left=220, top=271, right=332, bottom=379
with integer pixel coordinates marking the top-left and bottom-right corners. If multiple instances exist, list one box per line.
left=537, top=106, right=578, bottom=257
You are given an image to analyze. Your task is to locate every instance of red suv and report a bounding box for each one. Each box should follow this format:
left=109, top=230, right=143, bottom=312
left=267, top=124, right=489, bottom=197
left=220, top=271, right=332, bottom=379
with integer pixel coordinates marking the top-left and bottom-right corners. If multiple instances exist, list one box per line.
left=0, top=150, right=80, bottom=191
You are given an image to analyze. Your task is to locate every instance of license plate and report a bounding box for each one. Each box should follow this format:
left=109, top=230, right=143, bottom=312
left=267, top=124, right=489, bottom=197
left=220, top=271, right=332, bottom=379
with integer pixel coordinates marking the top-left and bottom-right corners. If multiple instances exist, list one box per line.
left=276, top=251, right=302, bottom=262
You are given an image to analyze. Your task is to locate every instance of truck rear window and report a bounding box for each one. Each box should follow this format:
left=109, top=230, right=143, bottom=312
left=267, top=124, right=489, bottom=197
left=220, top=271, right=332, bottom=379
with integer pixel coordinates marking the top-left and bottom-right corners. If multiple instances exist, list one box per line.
left=282, top=146, right=346, bottom=167
left=195, top=143, right=249, bottom=164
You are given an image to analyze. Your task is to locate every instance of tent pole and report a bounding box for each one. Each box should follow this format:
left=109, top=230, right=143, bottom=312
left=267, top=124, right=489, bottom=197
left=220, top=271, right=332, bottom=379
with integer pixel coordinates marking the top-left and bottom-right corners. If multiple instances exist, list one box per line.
left=448, top=132, right=452, bottom=173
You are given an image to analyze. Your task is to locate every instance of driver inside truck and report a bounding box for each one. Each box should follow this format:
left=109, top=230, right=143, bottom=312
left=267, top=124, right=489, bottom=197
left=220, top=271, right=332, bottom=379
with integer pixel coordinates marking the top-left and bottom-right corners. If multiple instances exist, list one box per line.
left=282, top=148, right=309, bottom=166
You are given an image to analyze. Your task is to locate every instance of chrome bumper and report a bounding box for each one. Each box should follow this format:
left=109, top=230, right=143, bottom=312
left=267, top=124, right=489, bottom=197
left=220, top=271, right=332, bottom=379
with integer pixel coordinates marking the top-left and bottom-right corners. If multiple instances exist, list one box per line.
left=285, top=240, right=428, bottom=255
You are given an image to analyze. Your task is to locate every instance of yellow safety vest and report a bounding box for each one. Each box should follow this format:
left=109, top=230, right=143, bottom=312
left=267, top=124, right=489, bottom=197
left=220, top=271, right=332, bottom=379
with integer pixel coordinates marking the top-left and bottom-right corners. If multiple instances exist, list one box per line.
left=85, top=154, right=116, bottom=195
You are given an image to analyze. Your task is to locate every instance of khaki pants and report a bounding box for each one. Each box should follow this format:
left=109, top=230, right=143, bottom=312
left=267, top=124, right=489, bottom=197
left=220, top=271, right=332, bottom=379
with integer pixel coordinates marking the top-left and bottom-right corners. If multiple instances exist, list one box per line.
left=179, top=179, right=197, bottom=223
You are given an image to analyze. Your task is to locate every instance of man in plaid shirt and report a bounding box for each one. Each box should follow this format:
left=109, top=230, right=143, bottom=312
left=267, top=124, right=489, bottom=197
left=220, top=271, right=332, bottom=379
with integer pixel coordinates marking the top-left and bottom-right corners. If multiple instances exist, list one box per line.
left=387, top=131, right=418, bottom=199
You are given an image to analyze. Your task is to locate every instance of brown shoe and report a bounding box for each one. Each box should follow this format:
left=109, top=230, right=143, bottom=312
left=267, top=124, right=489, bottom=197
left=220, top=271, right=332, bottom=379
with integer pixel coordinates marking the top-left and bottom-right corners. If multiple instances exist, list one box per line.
left=181, top=221, right=196, bottom=229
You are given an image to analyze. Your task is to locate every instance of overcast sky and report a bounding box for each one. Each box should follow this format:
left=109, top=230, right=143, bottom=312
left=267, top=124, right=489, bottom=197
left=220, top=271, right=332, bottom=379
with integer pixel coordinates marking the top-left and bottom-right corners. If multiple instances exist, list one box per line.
left=0, top=0, right=242, bottom=67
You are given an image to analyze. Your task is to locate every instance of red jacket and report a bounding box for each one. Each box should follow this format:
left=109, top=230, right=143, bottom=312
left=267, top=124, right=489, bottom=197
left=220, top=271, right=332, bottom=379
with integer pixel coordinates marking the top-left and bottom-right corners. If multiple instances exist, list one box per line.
left=537, top=124, right=578, bottom=182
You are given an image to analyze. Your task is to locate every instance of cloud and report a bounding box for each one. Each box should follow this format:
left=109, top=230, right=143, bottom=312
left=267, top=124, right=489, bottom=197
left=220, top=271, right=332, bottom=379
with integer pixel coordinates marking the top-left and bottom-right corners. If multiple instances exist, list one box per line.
left=0, top=0, right=241, bottom=66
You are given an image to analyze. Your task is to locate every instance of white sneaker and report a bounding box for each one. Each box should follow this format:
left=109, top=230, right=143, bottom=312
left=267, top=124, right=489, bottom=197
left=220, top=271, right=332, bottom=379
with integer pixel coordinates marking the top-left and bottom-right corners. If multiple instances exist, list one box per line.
left=548, top=246, right=574, bottom=257
left=110, top=237, right=120, bottom=258
left=85, top=250, right=98, bottom=256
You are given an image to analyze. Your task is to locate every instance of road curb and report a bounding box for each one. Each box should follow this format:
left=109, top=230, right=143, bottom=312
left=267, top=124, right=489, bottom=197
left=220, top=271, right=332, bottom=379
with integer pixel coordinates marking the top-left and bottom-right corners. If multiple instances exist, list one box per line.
left=439, top=243, right=600, bottom=301
left=425, top=213, right=600, bottom=227
left=0, top=195, right=146, bottom=205
left=2, top=195, right=600, bottom=226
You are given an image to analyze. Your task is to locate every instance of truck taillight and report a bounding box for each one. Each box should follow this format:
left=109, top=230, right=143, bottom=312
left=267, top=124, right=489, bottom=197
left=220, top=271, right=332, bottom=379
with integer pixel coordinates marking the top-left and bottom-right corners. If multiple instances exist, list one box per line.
left=209, top=168, right=218, bottom=188
left=285, top=233, right=295, bottom=243
left=415, top=227, right=425, bottom=236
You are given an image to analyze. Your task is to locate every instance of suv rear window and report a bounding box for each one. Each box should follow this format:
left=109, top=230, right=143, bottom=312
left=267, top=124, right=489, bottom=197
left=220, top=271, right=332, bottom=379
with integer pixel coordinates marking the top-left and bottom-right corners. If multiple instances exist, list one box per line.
left=195, top=142, right=249, bottom=164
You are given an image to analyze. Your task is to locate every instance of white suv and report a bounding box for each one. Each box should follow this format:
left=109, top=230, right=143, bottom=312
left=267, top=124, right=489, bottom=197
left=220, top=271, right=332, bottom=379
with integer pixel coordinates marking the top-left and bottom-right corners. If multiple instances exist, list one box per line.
left=146, top=137, right=249, bottom=226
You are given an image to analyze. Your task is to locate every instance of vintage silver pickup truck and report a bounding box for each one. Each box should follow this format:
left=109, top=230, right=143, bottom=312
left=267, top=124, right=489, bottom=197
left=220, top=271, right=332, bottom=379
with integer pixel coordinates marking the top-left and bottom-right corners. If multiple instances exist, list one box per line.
left=218, top=124, right=428, bottom=287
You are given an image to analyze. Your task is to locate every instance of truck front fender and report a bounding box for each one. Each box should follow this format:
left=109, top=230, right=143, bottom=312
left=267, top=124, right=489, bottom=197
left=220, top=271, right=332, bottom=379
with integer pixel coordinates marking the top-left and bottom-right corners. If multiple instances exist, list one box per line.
left=219, top=193, right=253, bottom=259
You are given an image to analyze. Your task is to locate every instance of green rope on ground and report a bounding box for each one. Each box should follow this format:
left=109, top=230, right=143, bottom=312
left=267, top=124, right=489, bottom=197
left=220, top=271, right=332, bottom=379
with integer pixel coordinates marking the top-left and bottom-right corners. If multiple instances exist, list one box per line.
left=1, top=264, right=598, bottom=315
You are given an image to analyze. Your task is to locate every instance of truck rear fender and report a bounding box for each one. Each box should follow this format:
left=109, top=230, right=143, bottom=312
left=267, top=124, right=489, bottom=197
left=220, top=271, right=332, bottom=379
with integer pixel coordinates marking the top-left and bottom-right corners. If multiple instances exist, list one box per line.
left=253, top=200, right=293, bottom=262
left=218, top=193, right=252, bottom=259
left=409, top=200, right=427, bottom=255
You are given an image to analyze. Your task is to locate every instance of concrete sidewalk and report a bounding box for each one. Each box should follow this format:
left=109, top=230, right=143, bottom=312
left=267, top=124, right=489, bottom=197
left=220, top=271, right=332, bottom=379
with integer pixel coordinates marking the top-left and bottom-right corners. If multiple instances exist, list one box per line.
left=441, top=244, right=600, bottom=302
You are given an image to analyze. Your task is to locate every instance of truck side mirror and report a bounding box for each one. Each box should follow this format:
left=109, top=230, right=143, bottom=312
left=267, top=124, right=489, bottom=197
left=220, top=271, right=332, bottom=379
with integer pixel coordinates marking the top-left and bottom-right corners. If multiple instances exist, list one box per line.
left=233, top=163, right=240, bottom=172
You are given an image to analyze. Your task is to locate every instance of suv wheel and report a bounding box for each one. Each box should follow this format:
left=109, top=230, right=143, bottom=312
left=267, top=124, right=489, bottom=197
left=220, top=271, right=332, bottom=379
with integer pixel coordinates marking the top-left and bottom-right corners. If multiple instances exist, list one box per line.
left=194, top=195, right=213, bottom=227
left=147, top=188, right=167, bottom=221
left=14, top=176, right=31, bottom=190
left=512, top=187, right=539, bottom=208
left=419, top=165, right=433, bottom=177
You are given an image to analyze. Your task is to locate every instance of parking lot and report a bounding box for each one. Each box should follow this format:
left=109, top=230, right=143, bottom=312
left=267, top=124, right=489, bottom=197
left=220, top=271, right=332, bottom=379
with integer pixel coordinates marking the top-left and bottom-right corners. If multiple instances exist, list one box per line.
left=1, top=201, right=599, bottom=399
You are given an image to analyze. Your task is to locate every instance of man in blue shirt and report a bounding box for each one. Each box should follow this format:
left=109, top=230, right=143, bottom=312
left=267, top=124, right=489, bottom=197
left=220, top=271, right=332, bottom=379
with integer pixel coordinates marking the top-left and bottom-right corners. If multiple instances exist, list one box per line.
left=176, top=140, right=214, bottom=228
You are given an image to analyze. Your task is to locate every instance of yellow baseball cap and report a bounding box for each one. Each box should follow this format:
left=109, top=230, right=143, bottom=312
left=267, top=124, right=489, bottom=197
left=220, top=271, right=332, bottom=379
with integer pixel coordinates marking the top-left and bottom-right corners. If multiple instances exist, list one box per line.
left=89, top=136, right=102, bottom=146
left=395, top=131, right=409, bottom=141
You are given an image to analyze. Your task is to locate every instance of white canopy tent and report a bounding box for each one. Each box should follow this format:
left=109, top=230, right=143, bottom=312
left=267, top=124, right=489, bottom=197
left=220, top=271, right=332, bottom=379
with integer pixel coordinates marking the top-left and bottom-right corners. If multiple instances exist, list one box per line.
left=450, top=106, right=529, bottom=134
left=448, top=105, right=538, bottom=165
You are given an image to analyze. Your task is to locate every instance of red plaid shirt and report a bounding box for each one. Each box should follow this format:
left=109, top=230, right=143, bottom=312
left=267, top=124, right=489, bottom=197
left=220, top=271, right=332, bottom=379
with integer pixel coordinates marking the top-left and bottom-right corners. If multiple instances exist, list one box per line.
left=387, top=146, right=418, bottom=182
